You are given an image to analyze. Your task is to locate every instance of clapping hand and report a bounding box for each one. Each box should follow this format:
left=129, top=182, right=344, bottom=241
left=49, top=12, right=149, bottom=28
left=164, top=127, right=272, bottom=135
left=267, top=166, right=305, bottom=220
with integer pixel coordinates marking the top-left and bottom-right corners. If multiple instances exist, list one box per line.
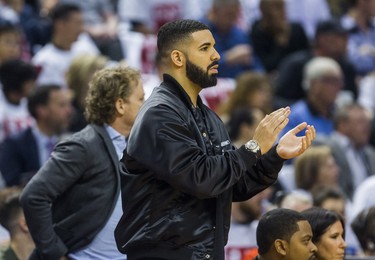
left=276, top=123, right=316, bottom=159
left=252, top=107, right=291, bottom=154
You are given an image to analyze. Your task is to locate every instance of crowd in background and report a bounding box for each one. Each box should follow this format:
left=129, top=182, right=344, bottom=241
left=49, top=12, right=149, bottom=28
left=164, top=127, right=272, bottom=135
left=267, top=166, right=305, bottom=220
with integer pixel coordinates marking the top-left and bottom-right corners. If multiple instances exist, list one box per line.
left=1, top=0, right=375, bottom=259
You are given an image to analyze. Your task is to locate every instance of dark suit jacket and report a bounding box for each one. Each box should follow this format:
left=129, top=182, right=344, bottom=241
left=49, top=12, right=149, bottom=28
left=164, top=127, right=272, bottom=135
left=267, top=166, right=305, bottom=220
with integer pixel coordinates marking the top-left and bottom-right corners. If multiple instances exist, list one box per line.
left=20, top=124, right=121, bottom=260
left=0, top=127, right=40, bottom=187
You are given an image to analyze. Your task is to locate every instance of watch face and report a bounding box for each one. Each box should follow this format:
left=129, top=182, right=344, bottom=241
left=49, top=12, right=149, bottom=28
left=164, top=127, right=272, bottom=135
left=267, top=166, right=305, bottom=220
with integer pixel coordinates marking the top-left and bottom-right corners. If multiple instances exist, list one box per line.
left=246, top=140, right=259, bottom=152
left=247, top=140, right=257, bottom=150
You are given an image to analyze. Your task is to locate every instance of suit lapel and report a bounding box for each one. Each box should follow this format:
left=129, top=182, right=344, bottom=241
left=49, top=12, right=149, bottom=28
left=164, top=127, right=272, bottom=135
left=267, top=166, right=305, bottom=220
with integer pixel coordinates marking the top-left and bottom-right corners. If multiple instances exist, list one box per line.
left=91, top=124, right=121, bottom=185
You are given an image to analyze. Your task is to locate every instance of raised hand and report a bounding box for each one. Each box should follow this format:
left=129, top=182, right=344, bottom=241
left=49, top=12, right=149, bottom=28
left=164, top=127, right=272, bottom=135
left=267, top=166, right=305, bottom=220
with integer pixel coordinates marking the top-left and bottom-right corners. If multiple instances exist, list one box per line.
left=252, top=107, right=290, bottom=154
left=276, top=123, right=316, bottom=159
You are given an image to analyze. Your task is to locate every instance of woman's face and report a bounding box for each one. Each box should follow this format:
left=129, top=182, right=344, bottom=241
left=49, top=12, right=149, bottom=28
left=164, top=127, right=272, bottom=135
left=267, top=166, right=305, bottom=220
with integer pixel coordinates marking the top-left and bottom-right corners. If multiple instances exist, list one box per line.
left=317, top=155, right=339, bottom=186
left=315, top=220, right=346, bottom=260
left=247, top=84, right=272, bottom=112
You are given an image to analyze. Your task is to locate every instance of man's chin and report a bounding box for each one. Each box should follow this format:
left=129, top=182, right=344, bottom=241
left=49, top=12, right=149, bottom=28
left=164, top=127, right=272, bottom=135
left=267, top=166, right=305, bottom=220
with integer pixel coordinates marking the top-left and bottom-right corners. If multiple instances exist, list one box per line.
left=202, top=80, right=217, bottom=89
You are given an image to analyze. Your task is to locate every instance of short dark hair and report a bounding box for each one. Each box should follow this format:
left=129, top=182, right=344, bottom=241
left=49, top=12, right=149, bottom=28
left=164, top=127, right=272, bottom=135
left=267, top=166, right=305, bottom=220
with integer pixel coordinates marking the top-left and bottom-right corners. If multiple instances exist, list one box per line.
left=257, top=208, right=307, bottom=255
left=312, top=185, right=346, bottom=208
left=27, top=85, right=62, bottom=120
left=333, top=102, right=366, bottom=129
left=157, top=19, right=210, bottom=60
left=315, top=20, right=347, bottom=39
left=226, top=106, right=255, bottom=140
left=50, top=2, right=81, bottom=23
left=301, top=207, right=345, bottom=243
left=0, top=187, right=22, bottom=233
left=0, top=59, right=37, bottom=95
left=0, top=22, right=20, bottom=36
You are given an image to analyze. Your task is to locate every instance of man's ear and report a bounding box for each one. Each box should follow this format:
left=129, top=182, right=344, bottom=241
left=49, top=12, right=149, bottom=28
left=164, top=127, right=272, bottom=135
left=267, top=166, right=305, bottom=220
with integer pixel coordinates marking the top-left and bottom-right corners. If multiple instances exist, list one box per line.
left=274, top=239, right=288, bottom=256
left=115, top=98, right=126, bottom=116
left=171, top=50, right=184, bottom=67
left=19, top=215, right=29, bottom=233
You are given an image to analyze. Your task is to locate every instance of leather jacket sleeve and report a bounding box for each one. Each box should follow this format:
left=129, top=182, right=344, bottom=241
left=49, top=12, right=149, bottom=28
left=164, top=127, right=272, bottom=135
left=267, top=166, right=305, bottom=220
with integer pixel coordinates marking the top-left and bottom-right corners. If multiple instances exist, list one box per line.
left=126, top=103, right=284, bottom=200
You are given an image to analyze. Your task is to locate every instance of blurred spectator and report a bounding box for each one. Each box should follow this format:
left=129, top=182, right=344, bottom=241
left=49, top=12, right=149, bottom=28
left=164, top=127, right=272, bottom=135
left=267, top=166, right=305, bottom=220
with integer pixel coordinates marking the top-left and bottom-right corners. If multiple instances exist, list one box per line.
left=352, top=175, right=375, bottom=220
left=294, top=145, right=340, bottom=192
left=0, top=23, right=22, bottom=65
left=275, top=190, right=313, bottom=212
left=21, top=0, right=57, bottom=55
left=0, top=58, right=37, bottom=142
left=0, top=0, right=32, bottom=61
left=217, top=71, right=273, bottom=121
left=60, top=0, right=124, bottom=61
left=326, top=0, right=351, bottom=19
left=358, top=71, right=375, bottom=116
left=226, top=106, right=264, bottom=148
left=358, top=72, right=375, bottom=148
left=0, top=187, right=34, bottom=260
left=225, top=188, right=272, bottom=260
left=32, top=3, right=99, bottom=87
left=351, top=206, right=375, bottom=257
left=312, top=185, right=347, bottom=217
left=66, top=54, right=108, bottom=132
left=301, top=207, right=347, bottom=260
left=203, top=0, right=263, bottom=78
left=0, top=85, right=73, bottom=187
left=341, top=0, right=375, bottom=76
left=278, top=57, right=342, bottom=138
left=285, top=0, right=331, bottom=39
left=255, top=208, right=317, bottom=260
left=117, top=0, right=205, bottom=35
left=275, top=20, right=357, bottom=107
left=250, top=0, right=309, bottom=73
left=238, top=0, right=262, bottom=32
left=315, top=103, right=375, bottom=200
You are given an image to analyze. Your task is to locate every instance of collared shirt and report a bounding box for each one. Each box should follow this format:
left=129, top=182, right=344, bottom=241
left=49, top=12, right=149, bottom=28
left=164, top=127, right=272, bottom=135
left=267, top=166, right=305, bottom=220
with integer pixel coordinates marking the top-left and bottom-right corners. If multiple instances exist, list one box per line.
left=104, top=124, right=127, bottom=160
left=279, top=100, right=334, bottom=140
left=31, top=126, right=59, bottom=167
left=69, top=125, right=126, bottom=260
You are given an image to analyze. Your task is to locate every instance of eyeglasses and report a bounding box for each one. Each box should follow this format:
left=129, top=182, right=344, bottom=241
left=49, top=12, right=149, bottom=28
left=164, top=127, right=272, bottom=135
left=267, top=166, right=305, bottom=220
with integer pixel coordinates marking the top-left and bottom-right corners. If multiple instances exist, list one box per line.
left=318, top=76, right=343, bottom=85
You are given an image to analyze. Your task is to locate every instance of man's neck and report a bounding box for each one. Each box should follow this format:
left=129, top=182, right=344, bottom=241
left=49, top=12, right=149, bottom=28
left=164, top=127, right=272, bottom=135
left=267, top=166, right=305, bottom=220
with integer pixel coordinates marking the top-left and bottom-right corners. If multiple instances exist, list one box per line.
left=4, top=92, right=22, bottom=105
left=167, top=72, right=202, bottom=107
left=52, top=36, right=73, bottom=51
left=36, top=122, right=56, bottom=137
left=110, top=120, right=131, bottom=138
left=307, top=96, right=332, bottom=118
left=10, top=234, right=34, bottom=260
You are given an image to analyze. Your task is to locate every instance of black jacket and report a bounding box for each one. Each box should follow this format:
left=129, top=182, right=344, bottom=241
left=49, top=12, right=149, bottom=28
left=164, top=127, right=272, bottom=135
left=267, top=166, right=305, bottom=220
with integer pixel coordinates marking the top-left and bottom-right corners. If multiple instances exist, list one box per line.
left=115, top=74, right=284, bottom=260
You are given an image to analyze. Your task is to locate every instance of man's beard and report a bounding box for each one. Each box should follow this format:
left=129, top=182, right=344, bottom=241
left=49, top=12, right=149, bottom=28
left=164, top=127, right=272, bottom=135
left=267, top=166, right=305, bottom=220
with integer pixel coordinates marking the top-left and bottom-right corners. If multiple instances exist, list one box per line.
left=186, top=57, right=218, bottom=89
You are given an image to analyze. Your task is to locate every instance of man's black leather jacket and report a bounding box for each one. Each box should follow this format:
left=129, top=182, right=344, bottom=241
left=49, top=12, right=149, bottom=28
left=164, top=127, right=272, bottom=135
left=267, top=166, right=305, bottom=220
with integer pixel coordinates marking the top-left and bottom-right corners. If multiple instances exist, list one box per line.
left=115, top=74, right=285, bottom=260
